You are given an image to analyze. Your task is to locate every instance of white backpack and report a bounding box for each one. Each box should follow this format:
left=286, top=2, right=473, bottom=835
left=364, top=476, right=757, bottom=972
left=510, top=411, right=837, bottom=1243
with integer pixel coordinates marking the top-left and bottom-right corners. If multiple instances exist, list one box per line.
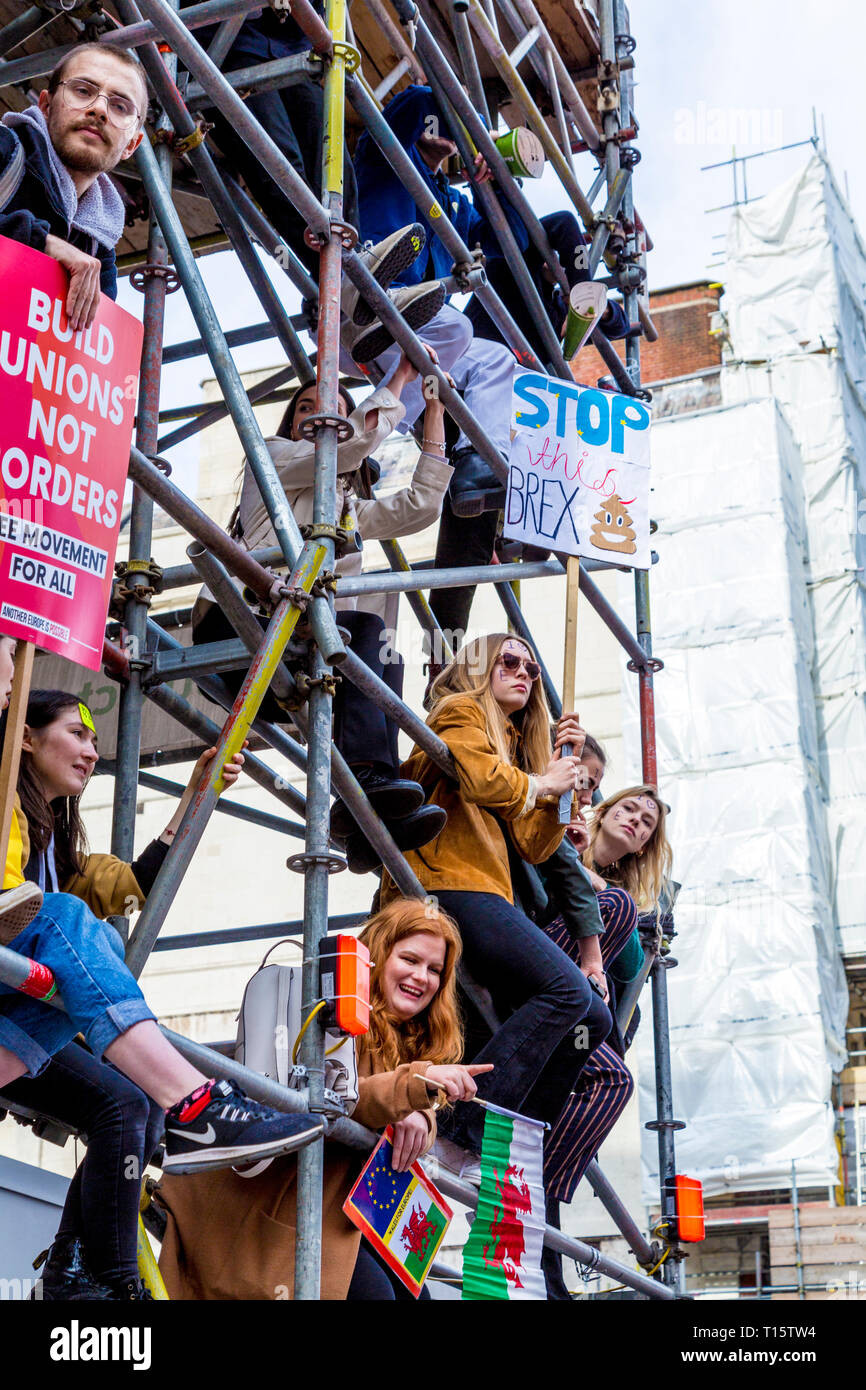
left=235, top=939, right=360, bottom=1113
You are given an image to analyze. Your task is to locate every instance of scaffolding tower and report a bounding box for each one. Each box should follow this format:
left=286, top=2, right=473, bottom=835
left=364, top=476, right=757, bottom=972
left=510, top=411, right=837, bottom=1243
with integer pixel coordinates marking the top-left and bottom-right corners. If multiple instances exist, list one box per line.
left=0, top=0, right=683, bottom=1299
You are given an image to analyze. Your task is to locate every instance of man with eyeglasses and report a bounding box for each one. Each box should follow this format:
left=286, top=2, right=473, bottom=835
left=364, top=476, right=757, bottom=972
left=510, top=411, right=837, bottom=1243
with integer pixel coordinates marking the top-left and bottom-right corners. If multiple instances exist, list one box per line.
left=0, top=44, right=146, bottom=331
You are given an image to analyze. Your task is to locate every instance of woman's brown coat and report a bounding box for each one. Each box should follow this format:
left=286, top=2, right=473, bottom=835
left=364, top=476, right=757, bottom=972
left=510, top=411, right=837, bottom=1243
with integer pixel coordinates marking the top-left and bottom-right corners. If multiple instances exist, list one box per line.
left=155, top=1049, right=437, bottom=1300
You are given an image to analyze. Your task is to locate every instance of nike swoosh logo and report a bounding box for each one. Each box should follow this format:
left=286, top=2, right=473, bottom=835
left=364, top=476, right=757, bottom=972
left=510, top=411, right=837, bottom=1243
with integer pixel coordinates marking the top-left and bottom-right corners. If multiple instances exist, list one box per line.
left=168, top=1124, right=216, bottom=1145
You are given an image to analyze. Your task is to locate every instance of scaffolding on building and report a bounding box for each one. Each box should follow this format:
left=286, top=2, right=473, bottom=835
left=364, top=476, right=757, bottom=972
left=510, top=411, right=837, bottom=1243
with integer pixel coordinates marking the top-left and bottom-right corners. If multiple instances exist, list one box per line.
left=0, top=0, right=685, bottom=1299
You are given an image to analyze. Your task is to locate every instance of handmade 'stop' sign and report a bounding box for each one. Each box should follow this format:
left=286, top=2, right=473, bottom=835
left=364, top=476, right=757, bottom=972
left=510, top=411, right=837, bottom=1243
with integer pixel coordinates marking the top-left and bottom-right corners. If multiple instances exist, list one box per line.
left=0, top=235, right=141, bottom=669
left=503, top=370, right=652, bottom=569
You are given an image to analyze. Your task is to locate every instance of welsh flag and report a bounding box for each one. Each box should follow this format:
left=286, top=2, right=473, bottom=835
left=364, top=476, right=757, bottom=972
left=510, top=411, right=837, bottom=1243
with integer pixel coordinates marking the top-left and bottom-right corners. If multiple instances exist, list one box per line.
left=462, top=1106, right=547, bottom=1300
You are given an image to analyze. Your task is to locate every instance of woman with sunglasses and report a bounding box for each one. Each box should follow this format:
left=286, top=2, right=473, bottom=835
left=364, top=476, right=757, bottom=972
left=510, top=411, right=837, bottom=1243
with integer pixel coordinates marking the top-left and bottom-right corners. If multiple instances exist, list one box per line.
left=380, top=633, right=612, bottom=1172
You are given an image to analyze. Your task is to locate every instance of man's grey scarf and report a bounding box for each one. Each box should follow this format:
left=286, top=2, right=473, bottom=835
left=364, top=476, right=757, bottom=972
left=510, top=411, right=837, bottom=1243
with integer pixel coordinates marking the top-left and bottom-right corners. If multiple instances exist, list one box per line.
left=3, top=104, right=125, bottom=251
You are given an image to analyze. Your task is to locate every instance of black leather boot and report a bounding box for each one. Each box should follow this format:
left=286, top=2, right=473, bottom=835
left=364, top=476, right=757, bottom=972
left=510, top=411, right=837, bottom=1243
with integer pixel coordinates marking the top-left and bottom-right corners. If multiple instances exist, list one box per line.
left=106, top=1276, right=155, bottom=1301
left=449, top=448, right=506, bottom=518
left=30, top=1236, right=113, bottom=1300
left=344, top=803, right=447, bottom=875
left=330, top=767, right=425, bottom=840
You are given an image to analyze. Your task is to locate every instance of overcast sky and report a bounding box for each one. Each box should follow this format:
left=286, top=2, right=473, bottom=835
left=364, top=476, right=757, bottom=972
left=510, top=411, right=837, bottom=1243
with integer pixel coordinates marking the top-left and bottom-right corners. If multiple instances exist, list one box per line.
left=116, top=0, right=866, bottom=493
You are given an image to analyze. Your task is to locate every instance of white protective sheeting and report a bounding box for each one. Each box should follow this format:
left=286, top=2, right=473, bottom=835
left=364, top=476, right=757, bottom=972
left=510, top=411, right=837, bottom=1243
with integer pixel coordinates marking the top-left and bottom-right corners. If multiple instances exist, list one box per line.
left=621, top=397, right=844, bottom=1199
left=722, top=154, right=866, bottom=957
left=621, top=153, right=864, bottom=1199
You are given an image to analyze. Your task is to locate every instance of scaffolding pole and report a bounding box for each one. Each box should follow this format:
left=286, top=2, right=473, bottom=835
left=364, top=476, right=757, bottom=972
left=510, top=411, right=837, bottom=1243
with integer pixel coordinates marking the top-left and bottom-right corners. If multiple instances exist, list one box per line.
left=109, top=14, right=178, bottom=945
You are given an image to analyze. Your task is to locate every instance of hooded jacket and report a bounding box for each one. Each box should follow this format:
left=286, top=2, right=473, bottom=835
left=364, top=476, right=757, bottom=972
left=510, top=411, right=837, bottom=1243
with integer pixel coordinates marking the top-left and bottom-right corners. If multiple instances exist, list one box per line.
left=0, top=113, right=121, bottom=299
left=353, top=85, right=529, bottom=290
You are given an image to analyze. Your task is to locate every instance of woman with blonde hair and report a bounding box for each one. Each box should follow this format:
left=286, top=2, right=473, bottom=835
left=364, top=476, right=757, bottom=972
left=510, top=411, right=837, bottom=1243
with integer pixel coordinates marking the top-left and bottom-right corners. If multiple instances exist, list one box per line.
left=156, top=897, right=490, bottom=1300
left=540, top=781, right=672, bottom=1296
left=380, top=632, right=612, bottom=1173
left=581, top=784, right=672, bottom=906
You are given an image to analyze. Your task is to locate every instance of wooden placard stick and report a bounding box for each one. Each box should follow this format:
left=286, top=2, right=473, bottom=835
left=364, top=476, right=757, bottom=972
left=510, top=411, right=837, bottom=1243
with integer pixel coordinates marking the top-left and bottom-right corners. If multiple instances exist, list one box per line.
left=559, top=556, right=580, bottom=824
left=0, top=640, right=34, bottom=884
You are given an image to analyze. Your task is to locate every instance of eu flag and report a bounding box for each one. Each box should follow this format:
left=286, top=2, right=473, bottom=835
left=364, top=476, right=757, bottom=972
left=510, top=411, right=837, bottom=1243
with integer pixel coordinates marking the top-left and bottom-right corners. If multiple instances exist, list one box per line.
left=349, top=1143, right=414, bottom=1237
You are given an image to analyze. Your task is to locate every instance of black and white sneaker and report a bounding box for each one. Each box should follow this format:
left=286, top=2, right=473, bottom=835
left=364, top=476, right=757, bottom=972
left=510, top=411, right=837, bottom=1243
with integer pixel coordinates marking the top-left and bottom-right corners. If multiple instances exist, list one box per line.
left=162, top=1079, right=323, bottom=1176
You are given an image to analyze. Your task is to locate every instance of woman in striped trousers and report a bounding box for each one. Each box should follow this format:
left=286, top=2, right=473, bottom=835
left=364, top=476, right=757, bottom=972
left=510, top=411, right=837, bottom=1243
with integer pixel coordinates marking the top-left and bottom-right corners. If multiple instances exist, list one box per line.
left=541, top=785, right=672, bottom=1298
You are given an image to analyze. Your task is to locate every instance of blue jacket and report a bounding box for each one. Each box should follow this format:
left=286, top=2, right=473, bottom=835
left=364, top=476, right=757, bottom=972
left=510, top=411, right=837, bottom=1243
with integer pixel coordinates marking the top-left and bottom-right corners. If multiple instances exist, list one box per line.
left=0, top=124, right=117, bottom=299
left=353, top=85, right=529, bottom=289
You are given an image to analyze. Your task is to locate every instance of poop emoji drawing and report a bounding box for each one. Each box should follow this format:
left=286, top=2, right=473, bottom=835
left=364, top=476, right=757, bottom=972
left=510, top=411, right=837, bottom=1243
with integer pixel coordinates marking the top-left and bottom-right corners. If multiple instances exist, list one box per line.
left=590, top=494, right=637, bottom=554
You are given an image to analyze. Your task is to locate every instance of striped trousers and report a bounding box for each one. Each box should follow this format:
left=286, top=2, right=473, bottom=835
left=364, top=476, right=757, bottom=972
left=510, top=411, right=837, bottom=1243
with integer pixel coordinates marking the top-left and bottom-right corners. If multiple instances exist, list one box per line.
left=541, top=888, right=638, bottom=1203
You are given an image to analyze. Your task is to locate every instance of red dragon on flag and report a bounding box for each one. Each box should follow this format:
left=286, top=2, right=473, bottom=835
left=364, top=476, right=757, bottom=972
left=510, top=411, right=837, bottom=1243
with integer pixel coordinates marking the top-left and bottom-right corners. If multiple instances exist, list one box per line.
left=400, top=1204, right=437, bottom=1260
left=482, top=1163, right=533, bottom=1288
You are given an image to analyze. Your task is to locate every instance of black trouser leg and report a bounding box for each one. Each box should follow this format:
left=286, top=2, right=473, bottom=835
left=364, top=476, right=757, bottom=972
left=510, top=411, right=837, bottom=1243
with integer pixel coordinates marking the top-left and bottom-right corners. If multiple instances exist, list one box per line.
left=334, top=610, right=402, bottom=773
left=346, top=1242, right=396, bottom=1300
left=540, top=210, right=589, bottom=290
left=541, top=1195, right=573, bottom=1300
left=429, top=501, right=499, bottom=646
left=464, top=254, right=551, bottom=359
left=465, top=210, right=587, bottom=360
left=0, top=1044, right=163, bottom=1282
left=205, top=65, right=358, bottom=276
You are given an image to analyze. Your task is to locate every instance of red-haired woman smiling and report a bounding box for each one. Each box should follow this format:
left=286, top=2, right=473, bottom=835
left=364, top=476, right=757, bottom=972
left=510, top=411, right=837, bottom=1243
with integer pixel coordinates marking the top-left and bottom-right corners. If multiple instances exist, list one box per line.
left=157, top=898, right=489, bottom=1300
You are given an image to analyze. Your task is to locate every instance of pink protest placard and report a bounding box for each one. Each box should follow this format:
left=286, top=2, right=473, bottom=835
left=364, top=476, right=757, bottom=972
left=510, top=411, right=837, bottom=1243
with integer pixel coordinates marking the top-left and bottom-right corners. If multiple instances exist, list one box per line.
left=0, top=234, right=141, bottom=670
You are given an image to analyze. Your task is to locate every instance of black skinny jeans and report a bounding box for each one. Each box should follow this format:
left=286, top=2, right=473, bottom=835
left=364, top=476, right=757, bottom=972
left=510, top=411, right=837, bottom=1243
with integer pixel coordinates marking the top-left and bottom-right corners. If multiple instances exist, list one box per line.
left=464, top=210, right=589, bottom=361
left=429, top=501, right=500, bottom=645
left=0, top=1043, right=164, bottom=1282
left=432, top=890, right=611, bottom=1154
left=346, top=1241, right=432, bottom=1301
left=193, top=605, right=404, bottom=774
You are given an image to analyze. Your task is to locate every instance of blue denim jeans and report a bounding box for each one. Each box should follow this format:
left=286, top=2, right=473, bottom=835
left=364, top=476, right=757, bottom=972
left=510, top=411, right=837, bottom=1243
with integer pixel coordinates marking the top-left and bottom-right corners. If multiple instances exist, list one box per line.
left=434, top=890, right=611, bottom=1153
left=0, top=893, right=155, bottom=1077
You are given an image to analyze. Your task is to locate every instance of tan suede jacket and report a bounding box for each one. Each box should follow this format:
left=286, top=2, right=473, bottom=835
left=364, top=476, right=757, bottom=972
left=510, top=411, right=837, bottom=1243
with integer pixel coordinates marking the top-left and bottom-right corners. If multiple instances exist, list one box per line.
left=381, top=694, right=565, bottom=903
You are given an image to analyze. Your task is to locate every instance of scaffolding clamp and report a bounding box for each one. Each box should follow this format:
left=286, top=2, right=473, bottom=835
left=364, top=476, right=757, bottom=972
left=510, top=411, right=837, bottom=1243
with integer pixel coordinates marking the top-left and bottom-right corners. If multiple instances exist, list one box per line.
left=286, top=849, right=347, bottom=875
left=170, top=120, right=214, bottom=157
left=128, top=263, right=181, bottom=295
left=292, top=671, right=341, bottom=701
left=451, top=245, right=486, bottom=293
left=331, top=40, right=362, bottom=73
left=299, top=522, right=359, bottom=561
left=303, top=218, right=359, bottom=253
left=277, top=584, right=313, bottom=613
left=626, top=655, right=664, bottom=675
left=311, top=570, right=338, bottom=597
left=296, top=413, right=355, bottom=443
left=596, top=54, right=620, bottom=100
left=110, top=559, right=164, bottom=618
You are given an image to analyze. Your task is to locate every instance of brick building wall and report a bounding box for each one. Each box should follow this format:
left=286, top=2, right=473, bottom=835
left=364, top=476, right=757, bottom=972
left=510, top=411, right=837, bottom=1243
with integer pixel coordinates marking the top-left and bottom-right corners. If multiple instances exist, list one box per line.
left=571, top=280, right=724, bottom=386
